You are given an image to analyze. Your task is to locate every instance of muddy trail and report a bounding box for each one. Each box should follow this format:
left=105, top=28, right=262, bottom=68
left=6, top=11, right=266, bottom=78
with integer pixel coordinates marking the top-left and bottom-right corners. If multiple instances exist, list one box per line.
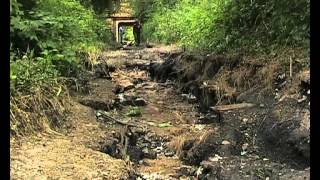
left=11, top=46, right=309, bottom=179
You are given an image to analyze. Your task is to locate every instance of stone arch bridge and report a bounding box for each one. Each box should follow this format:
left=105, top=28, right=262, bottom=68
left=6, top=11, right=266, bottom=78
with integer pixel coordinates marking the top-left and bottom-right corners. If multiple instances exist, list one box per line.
left=106, top=1, right=137, bottom=43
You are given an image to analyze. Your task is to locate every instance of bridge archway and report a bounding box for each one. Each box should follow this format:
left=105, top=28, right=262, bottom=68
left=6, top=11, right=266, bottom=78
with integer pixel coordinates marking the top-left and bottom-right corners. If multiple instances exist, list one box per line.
left=106, top=1, right=138, bottom=43
left=110, top=18, right=137, bottom=43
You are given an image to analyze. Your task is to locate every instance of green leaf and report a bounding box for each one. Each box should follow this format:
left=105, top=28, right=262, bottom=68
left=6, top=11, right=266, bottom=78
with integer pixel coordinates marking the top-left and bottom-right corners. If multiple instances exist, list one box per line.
left=158, top=122, right=172, bottom=128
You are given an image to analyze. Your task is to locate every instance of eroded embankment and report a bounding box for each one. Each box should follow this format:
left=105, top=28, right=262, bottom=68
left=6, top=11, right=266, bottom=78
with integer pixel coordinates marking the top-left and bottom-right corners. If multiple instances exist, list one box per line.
left=149, top=51, right=310, bottom=168
left=78, top=47, right=309, bottom=179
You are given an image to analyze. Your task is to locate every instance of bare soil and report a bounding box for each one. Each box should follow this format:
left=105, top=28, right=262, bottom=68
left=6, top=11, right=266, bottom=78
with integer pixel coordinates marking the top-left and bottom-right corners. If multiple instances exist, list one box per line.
left=10, top=45, right=310, bottom=180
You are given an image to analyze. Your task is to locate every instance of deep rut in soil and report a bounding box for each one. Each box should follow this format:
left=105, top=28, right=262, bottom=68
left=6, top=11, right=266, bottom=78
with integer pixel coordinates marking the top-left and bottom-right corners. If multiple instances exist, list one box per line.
left=10, top=46, right=309, bottom=180
left=85, top=47, right=309, bottom=179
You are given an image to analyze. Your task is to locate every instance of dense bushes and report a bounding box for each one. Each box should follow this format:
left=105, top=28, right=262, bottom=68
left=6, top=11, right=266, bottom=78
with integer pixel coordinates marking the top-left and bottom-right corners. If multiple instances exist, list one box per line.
left=10, top=0, right=114, bottom=90
left=133, top=0, right=309, bottom=54
left=10, top=0, right=116, bottom=136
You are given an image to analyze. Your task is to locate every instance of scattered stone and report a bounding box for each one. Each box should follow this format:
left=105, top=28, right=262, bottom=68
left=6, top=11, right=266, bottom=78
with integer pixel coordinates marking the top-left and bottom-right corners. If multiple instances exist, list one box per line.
left=140, top=173, right=167, bottom=180
left=194, top=124, right=206, bottom=131
left=154, top=146, right=163, bottom=153
left=242, top=143, right=249, bottom=151
left=181, top=93, right=197, bottom=103
left=116, top=95, right=147, bottom=106
left=242, top=118, right=249, bottom=123
left=221, top=140, right=231, bottom=145
left=208, top=154, right=223, bottom=162
left=117, top=94, right=126, bottom=103
left=134, top=98, right=147, bottom=106
left=196, top=113, right=220, bottom=124
left=164, top=151, right=175, bottom=157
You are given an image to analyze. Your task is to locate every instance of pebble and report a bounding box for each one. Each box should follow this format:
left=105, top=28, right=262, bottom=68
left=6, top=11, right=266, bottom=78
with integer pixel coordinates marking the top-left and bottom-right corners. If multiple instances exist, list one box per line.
left=164, top=151, right=175, bottom=157
left=242, top=118, right=249, bottom=123
left=222, top=140, right=231, bottom=145
left=154, top=146, right=163, bottom=153
left=208, top=154, right=223, bottom=162
left=242, top=143, right=249, bottom=151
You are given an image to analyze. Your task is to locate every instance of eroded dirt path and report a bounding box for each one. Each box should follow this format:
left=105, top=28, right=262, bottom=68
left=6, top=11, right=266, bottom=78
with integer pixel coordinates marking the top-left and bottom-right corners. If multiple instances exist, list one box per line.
left=10, top=100, right=131, bottom=179
left=10, top=45, right=310, bottom=180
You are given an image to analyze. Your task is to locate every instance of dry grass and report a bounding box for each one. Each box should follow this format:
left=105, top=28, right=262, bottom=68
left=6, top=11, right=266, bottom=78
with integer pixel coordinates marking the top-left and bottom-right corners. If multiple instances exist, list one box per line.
left=167, top=129, right=214, bottom=157
left=10, top=84, right=71, bottom=137
left=258, top=63, right=279, bottom=91
left=215, top=76, right=237, bottom=105
left=167, top=134, right=196, bottom=156
left=230, top=66, right=255, bottom=90
left=80, top=50, right=106, bottom=71
left=194, top=130, right=216, bottom=146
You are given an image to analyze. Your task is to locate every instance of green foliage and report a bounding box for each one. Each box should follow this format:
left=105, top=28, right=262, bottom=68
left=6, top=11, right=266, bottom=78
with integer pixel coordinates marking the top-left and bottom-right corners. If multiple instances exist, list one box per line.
left=126, top=106, right=142, bottom=117
left=124, top=26, right=135, bottom=43
left=135, top=0, right=309, bottom=54
left=10, top=0, right=119, bottom=136
left=10, top=0, right=116, bottom=93
left=10, top=50, right=59, bottom=95
left=158, top=122, right=172, bottom=128
left=128, top=0, right=178, bottom=22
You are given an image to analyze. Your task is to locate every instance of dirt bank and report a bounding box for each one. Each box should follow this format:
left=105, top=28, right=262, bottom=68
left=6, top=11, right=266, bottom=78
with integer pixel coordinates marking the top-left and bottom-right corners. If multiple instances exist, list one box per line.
left=150, top=50, right=310, bottom=169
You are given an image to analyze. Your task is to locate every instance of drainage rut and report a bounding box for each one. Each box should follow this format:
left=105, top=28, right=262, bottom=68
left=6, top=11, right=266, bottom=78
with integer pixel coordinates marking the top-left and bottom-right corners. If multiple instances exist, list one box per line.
left=86, top=47, right=309, bottom=180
